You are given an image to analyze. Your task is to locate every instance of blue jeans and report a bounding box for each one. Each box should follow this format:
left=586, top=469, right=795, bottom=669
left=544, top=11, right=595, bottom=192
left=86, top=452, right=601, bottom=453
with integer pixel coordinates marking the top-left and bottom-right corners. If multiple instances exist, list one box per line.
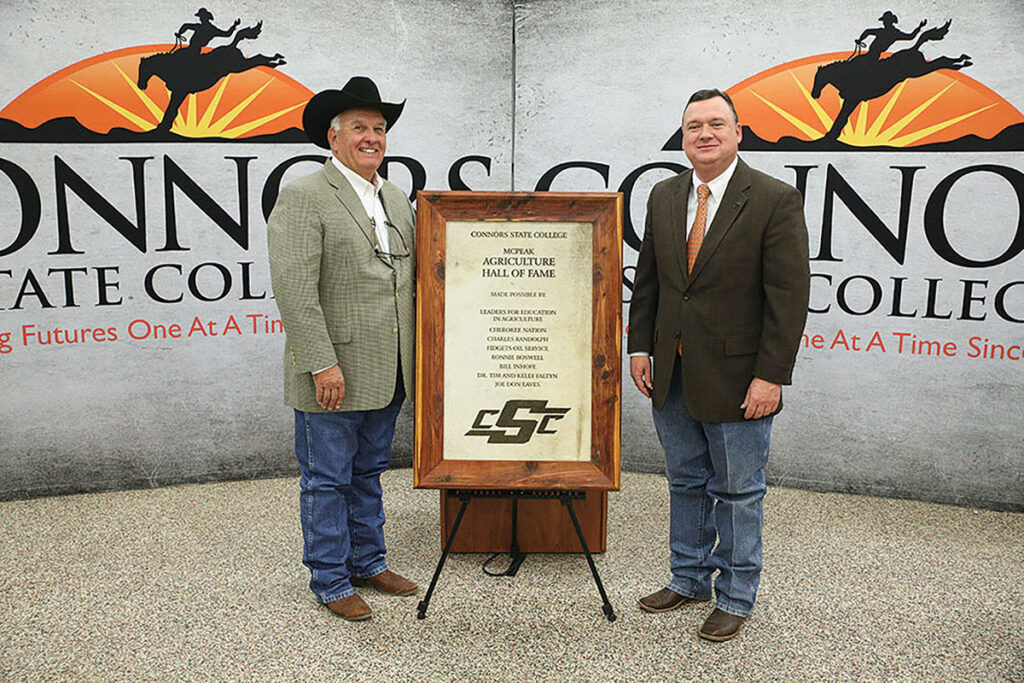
left=651, top=366, right=773, bottom=618
left=294, top=379, right=405, bottom=604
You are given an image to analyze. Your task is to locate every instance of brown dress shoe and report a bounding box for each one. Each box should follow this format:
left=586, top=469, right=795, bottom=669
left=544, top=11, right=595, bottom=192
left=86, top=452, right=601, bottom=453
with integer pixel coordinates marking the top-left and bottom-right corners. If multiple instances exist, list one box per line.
left=325, top=594, right=372, bottom=621
left=638, top=588, right=709, bottom=613
left=698, top=607, right=746, bottom=641
left=351, top=569, right=418, bottom=596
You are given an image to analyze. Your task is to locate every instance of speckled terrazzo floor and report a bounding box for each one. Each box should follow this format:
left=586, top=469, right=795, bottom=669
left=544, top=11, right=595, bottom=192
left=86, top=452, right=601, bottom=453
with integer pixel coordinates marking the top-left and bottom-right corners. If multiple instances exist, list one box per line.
left=1, top=469, right=1021, bottom=681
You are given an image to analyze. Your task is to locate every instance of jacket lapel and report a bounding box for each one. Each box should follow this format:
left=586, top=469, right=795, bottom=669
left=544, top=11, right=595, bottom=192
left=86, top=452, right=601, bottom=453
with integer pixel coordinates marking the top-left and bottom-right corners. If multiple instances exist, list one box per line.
left=687, top=159, right=751, bottom=282
left=668, top=171, right=691, bottom=281
left=322, top=160, right=376, bottom=249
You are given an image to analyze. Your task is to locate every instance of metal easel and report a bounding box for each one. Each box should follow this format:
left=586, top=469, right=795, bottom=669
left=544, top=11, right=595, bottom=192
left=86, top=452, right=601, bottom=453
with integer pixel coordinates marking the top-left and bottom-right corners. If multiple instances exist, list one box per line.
left=415, top=488, right=617, bottom=622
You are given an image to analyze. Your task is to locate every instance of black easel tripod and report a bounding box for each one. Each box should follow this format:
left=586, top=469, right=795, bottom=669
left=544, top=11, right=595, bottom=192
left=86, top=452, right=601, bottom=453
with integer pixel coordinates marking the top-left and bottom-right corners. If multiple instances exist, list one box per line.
left=415, top=489, right=617, bottom=621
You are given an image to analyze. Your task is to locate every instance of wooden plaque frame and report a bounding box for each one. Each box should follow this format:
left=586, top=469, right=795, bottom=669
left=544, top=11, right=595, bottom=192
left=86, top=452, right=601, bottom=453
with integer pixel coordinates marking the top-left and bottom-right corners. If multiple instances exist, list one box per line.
left=414, top=191, right=622, bottom=491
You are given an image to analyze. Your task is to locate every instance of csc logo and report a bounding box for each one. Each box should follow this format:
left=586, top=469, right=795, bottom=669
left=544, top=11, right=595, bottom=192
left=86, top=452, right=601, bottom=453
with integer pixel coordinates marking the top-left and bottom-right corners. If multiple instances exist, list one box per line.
left=465, top=400, right=571, bottom=444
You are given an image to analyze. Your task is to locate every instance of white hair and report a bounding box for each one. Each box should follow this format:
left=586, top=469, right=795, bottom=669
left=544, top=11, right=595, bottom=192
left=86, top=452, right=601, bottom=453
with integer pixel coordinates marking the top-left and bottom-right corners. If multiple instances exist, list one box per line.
left=329, top=109, right=386, bottom=134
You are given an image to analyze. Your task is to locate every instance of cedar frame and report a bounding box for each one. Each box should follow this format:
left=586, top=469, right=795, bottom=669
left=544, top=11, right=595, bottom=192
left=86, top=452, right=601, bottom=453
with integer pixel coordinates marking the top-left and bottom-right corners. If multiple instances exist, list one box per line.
left=414, top=191, right=622, bottom=491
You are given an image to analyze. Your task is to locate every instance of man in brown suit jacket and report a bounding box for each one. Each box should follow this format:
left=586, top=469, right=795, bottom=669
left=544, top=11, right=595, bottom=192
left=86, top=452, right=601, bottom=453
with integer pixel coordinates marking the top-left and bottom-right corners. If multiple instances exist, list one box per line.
left=628, top=89, right=809, bottom=641
left=267, top=77, right=418, bottom=622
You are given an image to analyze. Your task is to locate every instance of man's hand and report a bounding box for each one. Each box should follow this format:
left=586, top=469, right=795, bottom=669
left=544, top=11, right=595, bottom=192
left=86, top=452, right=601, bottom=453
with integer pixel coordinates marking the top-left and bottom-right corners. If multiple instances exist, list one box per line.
left=313, top=365, right=345, bottom=410
left=630, top=355, right=654, bottom=398
left=740, top=377, right=780, bottom=420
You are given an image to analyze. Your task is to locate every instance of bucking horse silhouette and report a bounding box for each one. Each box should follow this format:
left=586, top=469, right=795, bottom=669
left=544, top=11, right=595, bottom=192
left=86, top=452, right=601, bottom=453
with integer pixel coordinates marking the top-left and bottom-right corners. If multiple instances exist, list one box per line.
left=811, top=19, right=971, bottom=141
left=137, top=21, right=285, bottom=133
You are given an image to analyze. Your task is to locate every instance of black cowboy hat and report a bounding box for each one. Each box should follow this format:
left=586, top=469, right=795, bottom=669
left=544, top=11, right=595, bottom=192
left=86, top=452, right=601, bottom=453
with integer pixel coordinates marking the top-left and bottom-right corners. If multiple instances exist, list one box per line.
left=302, top=76, right=405, bottom=149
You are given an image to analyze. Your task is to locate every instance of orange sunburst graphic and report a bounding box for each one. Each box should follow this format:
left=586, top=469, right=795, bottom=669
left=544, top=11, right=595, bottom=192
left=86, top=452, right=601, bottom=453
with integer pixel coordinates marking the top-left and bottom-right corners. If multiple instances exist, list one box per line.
left=0, top=45, right=313, bottom=138
left=726, top=53, right=1023, bottom=147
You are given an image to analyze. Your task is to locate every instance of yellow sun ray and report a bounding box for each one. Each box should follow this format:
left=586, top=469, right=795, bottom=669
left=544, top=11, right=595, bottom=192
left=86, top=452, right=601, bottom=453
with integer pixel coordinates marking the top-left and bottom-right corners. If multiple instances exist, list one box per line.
left=876, top=82, right=957, bottom=143
left=867, top=81, right=907, bottom=138
left=889, top=103, right=998, bottom=146
left=69, top=78, right=153, bottom=131
left=792, top=71, right=834, bottom=130
left=751, top=91, right=825, bottom=139
left=112, top=62, right=164, bottom=123
left=854, top=100, right=869, bottom=137
left=199, top=75, right=232, bottom=129
left=221, top=101, right=305, bottom=137
left=173, top=92, right=200, bottom=134
left=838, top=103, right=870, bottom=145
left=206, top=79, right=274, bottom=135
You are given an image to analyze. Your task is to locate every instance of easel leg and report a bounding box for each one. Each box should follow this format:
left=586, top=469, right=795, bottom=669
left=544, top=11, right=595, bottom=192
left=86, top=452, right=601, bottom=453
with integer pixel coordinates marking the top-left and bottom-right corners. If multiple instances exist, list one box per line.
left=505, top=496, right=527, bottom=576
left=417, top=494, right=470, bottom=619
left=562, top=496, right=617, bottom=622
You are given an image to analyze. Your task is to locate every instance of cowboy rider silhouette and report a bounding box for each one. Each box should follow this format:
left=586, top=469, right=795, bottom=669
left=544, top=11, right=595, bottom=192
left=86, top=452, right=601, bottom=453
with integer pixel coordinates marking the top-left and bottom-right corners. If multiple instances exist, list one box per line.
left=175, top=7, right=240, bottom=53
left=855, top=11, right=927, bottom=60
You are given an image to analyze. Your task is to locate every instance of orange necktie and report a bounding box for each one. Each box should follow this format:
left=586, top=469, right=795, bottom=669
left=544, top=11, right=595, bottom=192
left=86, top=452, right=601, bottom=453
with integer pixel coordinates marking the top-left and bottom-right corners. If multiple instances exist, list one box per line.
left=686, top=183, right=710, bottom=273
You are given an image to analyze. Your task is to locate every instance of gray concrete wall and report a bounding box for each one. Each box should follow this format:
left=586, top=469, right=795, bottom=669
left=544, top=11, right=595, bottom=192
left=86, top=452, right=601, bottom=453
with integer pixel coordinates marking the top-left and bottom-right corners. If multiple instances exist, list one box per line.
left=512, top=0, right=1024, bottom=511
left=0, top=0, right=513, bottom=497
left=1, top=1, right=1021, bottom=509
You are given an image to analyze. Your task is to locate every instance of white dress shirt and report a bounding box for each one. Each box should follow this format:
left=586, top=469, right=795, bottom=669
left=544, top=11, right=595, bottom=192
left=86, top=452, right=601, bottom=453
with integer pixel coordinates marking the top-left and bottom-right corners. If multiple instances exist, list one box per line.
left=687, top=156, right=739, bottom=240
left=332, top=156, right=390, bottom=257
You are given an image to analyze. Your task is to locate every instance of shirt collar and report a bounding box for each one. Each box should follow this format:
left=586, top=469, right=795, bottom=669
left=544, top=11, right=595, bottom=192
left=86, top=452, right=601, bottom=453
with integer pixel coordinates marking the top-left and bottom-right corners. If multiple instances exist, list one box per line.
left=331, top=155, right=382, bottom=197
left=692, top=156, right=739, bottom=198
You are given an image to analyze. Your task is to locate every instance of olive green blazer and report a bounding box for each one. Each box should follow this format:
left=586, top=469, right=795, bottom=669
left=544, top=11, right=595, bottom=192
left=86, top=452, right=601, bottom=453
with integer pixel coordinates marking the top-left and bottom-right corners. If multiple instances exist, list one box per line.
left=627, top=159, right=810, bottom=422
left=267, top=160, right=415, bottom=412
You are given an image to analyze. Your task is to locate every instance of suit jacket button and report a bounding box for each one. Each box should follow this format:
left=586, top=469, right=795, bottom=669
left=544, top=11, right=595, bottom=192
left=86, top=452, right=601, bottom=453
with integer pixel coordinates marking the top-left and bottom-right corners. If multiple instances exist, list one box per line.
left=683, top=295, right=690, bottom=301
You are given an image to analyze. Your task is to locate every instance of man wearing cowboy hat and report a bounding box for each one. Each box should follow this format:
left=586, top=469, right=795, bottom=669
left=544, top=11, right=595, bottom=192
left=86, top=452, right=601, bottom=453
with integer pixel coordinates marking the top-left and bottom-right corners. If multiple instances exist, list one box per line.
left=267, top=76, right=417, bottom=621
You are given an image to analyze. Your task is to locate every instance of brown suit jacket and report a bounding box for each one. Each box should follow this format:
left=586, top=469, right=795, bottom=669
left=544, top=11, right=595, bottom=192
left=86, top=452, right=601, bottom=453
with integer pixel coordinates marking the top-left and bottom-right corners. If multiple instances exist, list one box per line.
left=627, top=158, right=809, bottom=421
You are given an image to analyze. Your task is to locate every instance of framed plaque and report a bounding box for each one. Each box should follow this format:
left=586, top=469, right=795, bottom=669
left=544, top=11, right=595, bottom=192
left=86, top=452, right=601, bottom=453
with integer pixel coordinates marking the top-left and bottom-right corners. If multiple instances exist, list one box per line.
left=414, top=191, right=622, bottom=491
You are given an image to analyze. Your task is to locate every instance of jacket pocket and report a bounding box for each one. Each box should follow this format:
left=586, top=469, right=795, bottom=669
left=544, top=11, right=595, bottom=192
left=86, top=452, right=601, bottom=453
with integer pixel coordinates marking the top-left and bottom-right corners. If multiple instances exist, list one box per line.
left=724, top=334, right=759, bottom=356
left=328, top=326, right=352, bottom=344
